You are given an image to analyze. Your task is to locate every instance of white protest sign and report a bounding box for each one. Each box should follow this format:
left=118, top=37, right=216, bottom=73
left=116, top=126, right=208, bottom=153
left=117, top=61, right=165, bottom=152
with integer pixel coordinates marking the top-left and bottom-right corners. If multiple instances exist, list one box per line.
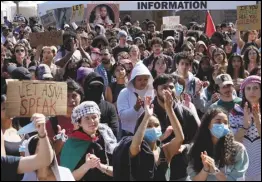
left=163, top=16, right=180, bottom=26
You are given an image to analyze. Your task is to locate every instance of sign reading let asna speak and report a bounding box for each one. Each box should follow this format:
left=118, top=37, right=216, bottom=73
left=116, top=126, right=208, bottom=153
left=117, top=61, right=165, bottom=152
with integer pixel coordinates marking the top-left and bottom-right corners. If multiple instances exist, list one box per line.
left=237, top=4, right=261, bottom=31
left=6, top=80, right=67, bottom=117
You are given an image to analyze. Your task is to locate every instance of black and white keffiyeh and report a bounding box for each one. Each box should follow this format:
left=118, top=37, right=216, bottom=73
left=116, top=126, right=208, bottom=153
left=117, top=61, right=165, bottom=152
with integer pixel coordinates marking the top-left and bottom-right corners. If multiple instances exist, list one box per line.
left=71, top=101, right=101, bottom=124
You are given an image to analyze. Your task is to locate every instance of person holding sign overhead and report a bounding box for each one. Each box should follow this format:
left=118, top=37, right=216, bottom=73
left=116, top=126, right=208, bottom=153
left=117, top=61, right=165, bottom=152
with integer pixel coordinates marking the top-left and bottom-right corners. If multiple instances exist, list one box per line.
left=94, top=5, right=114, bottom=28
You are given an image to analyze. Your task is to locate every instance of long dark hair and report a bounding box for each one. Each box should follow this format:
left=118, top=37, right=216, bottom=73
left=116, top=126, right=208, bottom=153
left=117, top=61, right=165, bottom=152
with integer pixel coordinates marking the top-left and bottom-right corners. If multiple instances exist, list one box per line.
left=195, top=56, right=212, bottom=81
left=240, top=82, right=261, bottom=111
left=227, top=54, right=246, bottom=79
left=188, top=107, right=237, bottom=173
left=243, top=46, right=260, bottom=70
left=151, top=55, right=169, bottom=79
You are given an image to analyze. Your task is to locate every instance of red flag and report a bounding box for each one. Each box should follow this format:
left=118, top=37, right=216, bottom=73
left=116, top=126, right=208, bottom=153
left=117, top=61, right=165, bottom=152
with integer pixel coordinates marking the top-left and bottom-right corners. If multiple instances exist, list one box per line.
left=205, top=11, right=216, bottom=38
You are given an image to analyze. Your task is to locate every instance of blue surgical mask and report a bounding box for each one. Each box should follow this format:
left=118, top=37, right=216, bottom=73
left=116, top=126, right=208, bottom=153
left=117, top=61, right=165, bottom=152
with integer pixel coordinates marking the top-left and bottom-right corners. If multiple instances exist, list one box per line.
left=144, top=127, right=162, bottom=143
left=175, top=82, right=183, bottom=97
left=17, top=122, right=37, bottom=135
left=210, top=123, right=230, bottom=139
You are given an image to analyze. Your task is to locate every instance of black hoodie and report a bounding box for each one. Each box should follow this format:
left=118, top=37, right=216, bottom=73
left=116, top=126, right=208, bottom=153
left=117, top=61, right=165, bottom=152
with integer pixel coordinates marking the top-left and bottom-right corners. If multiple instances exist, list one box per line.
left=83, top=72, right=119, bottom=138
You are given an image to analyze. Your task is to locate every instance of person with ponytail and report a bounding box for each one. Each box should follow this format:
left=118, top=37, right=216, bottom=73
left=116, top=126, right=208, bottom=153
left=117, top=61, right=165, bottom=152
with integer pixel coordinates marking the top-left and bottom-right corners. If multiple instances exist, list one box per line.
left=187, top=107, right=249, bottom=181
left=229, top=75, right=261, bottom=181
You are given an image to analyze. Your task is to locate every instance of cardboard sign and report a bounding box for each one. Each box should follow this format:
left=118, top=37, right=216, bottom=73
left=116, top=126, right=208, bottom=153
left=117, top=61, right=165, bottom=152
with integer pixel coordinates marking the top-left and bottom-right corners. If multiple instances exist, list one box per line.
left=40, top=10, right=56, bottom=28
left=237, top=4, right=261, bottom=31
left=71, top=4, right=85, bottom=22
left=29, top=31, right=63, bottom=47
left=162, top=16, right=180, bottom=26
left=87, top=4, right=119, bottom=28
left=6, top=80, right=67, bottom=117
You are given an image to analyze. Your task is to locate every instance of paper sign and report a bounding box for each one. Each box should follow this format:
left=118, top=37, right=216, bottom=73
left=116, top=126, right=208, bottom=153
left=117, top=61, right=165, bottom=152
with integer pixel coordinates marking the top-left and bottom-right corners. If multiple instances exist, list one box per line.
left=161, top=24, right=183, bottom=31
left=71, top=4, right=85, bottom=22
left=40, top=10, right=56, bottom=28
left=29, top=31, right=63, bottom=47
left=6, top=80, right=67, bottom=117
left=163, top=16, right=180, bottom=26
left=237, top=4, right=261, bottom=31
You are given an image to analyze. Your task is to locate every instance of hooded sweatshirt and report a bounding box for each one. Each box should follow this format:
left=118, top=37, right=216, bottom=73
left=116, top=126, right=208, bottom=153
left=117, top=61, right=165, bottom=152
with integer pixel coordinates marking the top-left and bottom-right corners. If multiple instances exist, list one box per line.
left=83, top=72, right=119, bottom=137
left=195, top=41, right=207, bottom=54
left=117, top=63, right=154, bottom=133
left=95, top=24, right=106, bottom=36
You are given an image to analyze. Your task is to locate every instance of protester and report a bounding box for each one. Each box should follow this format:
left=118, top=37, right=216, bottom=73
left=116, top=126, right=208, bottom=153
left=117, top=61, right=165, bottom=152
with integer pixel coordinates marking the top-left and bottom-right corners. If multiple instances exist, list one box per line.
left=60, top=101, right=117, bottom=181
left=152, top=74, right=200, bottom=180
left=243, top=46, right=260, bottom=73
left=83, top=72, right=119, bottom=137
left=1, top=114, right=54, bottom=181
left=187, top=107, right=249, bottom=181
left=117, top=63, right=154, bottom=136
left=210, top=74, right=242, bottom=112
left=112, top=30, right=130, bottom=61
left=229, top=75, right=261, bottom=181
left=105, top=62, right=127, bottom=106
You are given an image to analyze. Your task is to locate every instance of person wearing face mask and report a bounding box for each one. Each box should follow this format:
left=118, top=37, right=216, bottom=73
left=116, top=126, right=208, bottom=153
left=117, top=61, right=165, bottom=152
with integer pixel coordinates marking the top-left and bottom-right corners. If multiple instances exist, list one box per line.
left=113, top=93, right=184, bottom=180
left=117, top=63, right=154, bottom=137
left=151, top=74, right=200, bottom=181
left=112, top=30, right=130, bottom=61
left=187, top=107, right=249, bottom=181
left=229, top=76, right=261, bottom=181
left=83, top=72, right=119, bottom=138
left=94, top=48, right=116, bottom=88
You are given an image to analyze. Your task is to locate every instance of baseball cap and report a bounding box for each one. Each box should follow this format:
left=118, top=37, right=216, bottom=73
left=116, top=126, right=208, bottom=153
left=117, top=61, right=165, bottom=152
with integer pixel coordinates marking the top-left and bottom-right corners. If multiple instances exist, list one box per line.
left=37, top=64, right=53, bottom=80
left=215, top=74, right=233, bottom=87
left=165, top=36, right=175, bottom=41
left=76, top=67, right=94, bottom=82
left=64, top=24, right=70, bottom=29
left=28, top=66, right=37, bottom=72
left=11, top=67, right=32, bottom=80
left=117, top=30, right=127, bottom=39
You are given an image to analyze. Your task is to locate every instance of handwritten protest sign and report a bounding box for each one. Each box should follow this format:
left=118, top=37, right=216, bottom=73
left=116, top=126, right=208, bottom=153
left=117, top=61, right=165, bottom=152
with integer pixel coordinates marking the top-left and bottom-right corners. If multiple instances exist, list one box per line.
left=237, top=4, right=261, bottom=31
left=161, top=24, right=183, bottom=31
left=162, top=16, right=180, bottom=26
left=6, top=80, right=67, bottom=117
left=29, top=31, right=63, bottom=47
left=71, top=4, right=85, bottom=22
left=40, top=10, right=56, bottom=28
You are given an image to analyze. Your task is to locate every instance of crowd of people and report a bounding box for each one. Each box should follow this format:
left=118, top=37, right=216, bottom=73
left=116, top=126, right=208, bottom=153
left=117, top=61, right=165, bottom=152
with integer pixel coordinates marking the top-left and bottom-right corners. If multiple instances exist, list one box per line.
left=1, top=12, right=261, bottom=181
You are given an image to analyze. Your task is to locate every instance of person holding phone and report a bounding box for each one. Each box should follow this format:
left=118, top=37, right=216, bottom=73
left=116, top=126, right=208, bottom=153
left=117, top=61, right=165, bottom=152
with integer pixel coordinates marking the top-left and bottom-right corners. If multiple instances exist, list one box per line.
left=1, top=113, right=54, bottom=181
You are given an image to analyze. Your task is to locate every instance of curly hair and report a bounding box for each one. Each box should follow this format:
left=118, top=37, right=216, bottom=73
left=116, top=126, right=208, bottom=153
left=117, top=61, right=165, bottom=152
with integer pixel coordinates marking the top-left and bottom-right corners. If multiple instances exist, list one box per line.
left=188, top=107, right=237, bottom=173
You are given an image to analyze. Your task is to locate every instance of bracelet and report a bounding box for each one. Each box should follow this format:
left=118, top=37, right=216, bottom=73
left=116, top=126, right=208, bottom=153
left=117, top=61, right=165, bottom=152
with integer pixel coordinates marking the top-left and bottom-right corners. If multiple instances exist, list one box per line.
left=38, top=132, right=47, bottom=138
left=203, top=168, right=209, bottom=173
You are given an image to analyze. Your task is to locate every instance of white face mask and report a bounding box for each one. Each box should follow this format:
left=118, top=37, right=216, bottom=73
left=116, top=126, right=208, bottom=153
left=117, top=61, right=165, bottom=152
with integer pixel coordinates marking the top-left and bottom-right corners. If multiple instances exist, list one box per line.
left=91, top=53, right=97, bottom=61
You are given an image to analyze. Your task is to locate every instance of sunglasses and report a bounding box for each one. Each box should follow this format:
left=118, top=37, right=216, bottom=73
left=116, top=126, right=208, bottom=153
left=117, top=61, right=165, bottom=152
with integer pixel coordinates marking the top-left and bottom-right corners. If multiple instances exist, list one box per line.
left=15, top=49, right=25, bottom=53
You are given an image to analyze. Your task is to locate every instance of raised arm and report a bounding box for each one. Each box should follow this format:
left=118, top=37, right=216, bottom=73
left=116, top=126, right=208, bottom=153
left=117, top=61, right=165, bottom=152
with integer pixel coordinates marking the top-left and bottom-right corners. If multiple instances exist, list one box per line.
left=163, top=90, right=184, bottom=163
left=129, top=97, right=153, bottom=157
left=235, top=20, right=245, bottom=49
left=17, top=113, right=54, bottom=174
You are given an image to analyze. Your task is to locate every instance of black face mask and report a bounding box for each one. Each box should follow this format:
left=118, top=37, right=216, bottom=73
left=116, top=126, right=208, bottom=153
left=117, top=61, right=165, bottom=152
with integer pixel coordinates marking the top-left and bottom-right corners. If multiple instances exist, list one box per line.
left=84, top=84, right=104, bottom=103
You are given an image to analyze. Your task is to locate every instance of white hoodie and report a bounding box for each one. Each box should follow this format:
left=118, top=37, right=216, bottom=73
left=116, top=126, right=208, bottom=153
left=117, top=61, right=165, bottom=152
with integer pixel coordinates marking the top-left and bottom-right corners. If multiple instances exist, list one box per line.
left=117, top=63, right=154, bottom=134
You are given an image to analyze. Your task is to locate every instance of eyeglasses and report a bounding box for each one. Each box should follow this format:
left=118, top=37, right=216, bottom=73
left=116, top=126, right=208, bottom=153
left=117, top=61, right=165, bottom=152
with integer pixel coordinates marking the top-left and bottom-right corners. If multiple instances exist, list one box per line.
left=15, top=49, right=25, bottom=53
left=102, top=53, right=109, bottom=56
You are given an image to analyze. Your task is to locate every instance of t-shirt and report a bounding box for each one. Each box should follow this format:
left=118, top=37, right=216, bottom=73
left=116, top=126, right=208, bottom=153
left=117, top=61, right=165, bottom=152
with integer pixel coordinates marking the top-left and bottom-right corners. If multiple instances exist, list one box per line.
left=1, top=156, right=24, bottom=181
left=211, top=97, right=242, bottom=112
